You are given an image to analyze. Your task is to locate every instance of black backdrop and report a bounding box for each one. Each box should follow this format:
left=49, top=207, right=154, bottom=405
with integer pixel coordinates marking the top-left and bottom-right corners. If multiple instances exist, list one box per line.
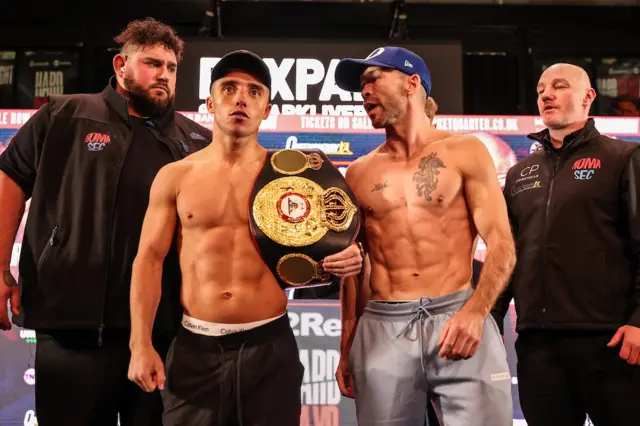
left=173, top=39, right=464, bottom=114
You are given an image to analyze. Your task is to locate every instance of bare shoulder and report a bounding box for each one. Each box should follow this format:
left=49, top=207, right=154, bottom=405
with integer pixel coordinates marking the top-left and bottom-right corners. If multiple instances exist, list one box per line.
left=345, top=148, right=379, bottom=187
left=444, top=133, right=489, bottom=155
left=428, top=129, right=457, bottom=142
left=441, top=133, right=495, bottom=173
left=443, top=133, right=489, bottom=154
left=151, top=158, right=195, bottom=198
left=158, top=159, right=192, bottom=180
left=164, top=147, right=213, bottom=175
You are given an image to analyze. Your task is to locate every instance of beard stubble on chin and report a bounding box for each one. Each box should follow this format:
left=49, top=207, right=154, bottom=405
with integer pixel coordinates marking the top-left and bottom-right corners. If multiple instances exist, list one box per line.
left=378, top=83, right=407, bottom=127
left=123, top=74, right=173, bottom=118
left=545, top=114, right=571, bottom=130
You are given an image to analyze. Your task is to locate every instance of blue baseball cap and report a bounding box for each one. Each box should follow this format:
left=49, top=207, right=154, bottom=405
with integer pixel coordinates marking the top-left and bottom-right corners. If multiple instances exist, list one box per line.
left=334, top=46, right=431, bottom=96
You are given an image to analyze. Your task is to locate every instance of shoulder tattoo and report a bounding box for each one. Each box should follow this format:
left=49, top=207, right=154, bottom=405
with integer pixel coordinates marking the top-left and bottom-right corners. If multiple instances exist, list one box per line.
left=412, top=152, right=446, bottom=201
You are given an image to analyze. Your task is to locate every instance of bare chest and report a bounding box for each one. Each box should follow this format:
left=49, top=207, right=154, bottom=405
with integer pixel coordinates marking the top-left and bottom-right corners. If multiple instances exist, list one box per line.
left=177, top=166, right=257, bottom=228
left=357, top=153, right=463, bottom=219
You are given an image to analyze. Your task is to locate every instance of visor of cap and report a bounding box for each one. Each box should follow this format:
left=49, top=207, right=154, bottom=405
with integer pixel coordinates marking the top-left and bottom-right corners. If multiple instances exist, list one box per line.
left=334, top=57, right=394, bottom=93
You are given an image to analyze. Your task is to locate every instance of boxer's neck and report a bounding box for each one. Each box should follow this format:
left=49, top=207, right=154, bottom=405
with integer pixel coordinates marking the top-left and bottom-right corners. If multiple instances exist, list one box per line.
left=210, top=131, right=265, bottom=164
left=384, top=105, right=432, bottom=160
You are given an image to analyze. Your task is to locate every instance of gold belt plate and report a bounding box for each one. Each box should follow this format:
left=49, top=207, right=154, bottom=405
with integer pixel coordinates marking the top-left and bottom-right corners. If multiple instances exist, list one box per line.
left=276, top=253, right=331, bottom=287
left=252, top=176, right=358, bottom=247
left=270, top=149, right=324, bottom=175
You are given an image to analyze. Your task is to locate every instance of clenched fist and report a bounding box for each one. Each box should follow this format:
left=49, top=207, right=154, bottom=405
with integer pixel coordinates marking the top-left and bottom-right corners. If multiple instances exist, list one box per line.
left=128, top=345, right=166, bottom=392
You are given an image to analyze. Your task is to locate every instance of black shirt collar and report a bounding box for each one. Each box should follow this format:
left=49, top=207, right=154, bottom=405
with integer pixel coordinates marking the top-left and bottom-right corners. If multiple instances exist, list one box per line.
left=527, top=118, right=600, bottom=153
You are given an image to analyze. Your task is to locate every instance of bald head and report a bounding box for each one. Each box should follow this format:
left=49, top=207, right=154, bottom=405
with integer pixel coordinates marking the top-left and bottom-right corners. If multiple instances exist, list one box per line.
left=536, top=63, right=596, bottom=130
left=540, top=63, right=592, bottom=91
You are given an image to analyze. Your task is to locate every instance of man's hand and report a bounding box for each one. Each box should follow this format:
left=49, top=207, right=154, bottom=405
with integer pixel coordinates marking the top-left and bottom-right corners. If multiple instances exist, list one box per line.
left=437, top=308, right=485, bottom=361
left=607, top=325, right=640, bottom=365
left=128, top=345, right=166, bottom=392
left=322, top=243, right=363, bottom=277
left=0, top=270, right=20, bottom=330
left=335, top=356, right=355, bottom=398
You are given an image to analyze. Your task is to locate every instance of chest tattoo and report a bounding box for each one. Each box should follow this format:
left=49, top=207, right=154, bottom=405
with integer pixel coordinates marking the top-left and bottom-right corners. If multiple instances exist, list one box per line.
left=371, top=180, right=390, bottom=192
left=412, top=152, right=447, bottom=201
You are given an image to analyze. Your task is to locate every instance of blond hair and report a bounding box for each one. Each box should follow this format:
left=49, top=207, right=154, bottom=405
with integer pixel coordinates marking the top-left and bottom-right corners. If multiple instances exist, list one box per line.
left=425, top=97, right=438, bottom=121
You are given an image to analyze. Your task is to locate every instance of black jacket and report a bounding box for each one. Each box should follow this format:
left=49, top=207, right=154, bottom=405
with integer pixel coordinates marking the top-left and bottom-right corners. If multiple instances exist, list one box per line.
left=492, top=119, right=640, bottom=333
left=0, top=78, right=211, bottom=334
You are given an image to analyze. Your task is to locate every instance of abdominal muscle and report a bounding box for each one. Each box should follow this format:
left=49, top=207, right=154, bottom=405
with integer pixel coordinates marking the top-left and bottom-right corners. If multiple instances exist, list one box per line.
left=177, top=225, right=287, bottom=324
left=366, top=204, right=476, bottom=301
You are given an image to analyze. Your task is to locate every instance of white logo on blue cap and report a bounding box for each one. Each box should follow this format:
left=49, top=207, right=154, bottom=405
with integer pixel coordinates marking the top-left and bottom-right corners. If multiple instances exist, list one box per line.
left=404, top=60, right=413, bottom=68
left=366, top=48, right=385, bottom=60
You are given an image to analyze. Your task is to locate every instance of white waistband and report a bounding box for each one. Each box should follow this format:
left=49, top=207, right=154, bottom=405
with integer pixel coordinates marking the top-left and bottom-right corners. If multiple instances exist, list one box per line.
left=181, top=313, right=285, bottom=337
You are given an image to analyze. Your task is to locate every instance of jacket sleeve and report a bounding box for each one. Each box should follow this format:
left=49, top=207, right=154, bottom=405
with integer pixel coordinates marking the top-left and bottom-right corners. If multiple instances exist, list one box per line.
left=491, top=283, right=513, bottom=335
left=621, top=146, right=640, bottom=327
left=490, top=184, right=516, bottom=335
left=0, top=103, right=52, bottom=199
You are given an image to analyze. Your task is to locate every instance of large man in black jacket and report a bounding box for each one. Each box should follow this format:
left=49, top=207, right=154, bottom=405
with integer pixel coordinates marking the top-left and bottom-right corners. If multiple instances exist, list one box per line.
left=492, top=63, right=640, bottom=426
left=0, top=18, right=211, bottom=426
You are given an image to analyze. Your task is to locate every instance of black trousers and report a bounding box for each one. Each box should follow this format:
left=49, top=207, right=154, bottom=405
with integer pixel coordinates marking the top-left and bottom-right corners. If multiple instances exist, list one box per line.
left=516, top=329, right=640, bottom=426
left=162, top=314, right=304, bottom=426
left=35, top=329, right=173, bottom=426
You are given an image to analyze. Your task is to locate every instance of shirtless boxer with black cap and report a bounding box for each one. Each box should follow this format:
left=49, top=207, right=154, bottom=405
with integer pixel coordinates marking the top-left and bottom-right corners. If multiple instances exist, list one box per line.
left=127, top=50, right=364, bottom=426
left=334, top=46, right=516, bottom=426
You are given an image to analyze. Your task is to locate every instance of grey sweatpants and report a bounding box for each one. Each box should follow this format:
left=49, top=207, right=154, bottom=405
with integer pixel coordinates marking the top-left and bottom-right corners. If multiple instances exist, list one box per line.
left=349, top=289, right=512, bottom=426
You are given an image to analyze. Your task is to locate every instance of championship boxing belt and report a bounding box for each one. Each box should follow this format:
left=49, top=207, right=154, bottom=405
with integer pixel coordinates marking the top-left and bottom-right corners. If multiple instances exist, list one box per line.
left=249, top=148, right=361, bottom=290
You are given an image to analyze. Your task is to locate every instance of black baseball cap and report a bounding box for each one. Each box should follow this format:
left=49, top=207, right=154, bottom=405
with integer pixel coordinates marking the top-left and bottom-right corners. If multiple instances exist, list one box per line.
left=209, top=50, right=271, bottom=93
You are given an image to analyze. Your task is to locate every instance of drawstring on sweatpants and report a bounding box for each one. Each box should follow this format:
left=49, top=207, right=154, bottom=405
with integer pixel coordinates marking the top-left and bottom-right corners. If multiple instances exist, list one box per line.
left=396, top=297, right=433, bottom=374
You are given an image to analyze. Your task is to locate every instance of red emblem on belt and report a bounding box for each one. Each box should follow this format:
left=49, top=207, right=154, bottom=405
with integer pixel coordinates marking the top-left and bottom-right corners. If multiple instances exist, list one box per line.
left=277, top=192, right=311, bottom=223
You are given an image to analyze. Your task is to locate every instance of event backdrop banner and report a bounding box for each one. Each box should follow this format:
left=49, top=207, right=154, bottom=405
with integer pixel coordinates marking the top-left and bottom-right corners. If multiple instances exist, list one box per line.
left=1, top=110, right=634, bottom=426
left=174, top=40, right=464, bottom=115
left=14, top=50, right=80, bottom=109
left=0, top=51, right=16, bottom=108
